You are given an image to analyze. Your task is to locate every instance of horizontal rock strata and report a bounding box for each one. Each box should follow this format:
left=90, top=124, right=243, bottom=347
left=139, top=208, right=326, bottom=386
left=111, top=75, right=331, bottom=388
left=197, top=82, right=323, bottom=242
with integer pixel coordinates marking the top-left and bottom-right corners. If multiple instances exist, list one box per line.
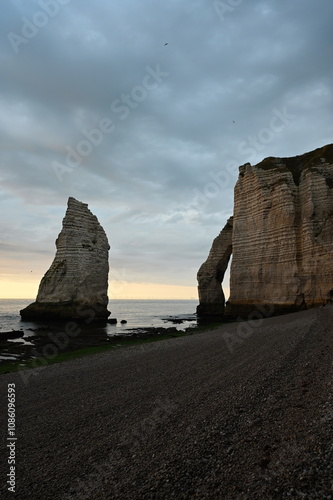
left=20, top=197, right=110, bottom=322
left=227, top=144, right=333, bottom=318
left=197, top=144, right=333, bottom=319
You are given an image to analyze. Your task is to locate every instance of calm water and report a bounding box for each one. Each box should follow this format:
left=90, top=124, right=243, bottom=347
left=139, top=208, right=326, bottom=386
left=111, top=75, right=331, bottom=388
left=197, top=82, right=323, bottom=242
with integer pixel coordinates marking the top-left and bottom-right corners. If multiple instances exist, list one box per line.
left=0, top=299, right=198, bottom=363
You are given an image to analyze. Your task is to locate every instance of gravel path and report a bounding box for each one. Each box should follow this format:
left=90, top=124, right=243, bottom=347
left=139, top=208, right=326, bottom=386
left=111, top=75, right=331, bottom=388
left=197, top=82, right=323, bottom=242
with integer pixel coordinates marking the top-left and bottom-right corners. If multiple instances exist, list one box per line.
left=1, top=306, right=333, bottom=499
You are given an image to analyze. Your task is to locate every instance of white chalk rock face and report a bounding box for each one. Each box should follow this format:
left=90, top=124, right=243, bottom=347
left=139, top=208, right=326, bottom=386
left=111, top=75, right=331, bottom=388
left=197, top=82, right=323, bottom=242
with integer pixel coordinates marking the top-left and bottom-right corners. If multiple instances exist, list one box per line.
left=226, top=144, right=333, bottom=317
left=197, top=144, right=333, bottom=319
left=20, top=197, right=110, bottom=322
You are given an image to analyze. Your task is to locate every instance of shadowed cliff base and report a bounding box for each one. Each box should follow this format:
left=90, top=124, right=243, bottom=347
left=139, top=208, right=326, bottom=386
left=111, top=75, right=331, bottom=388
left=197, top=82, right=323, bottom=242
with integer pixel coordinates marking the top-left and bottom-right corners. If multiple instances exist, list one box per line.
left=196, top=303, right=226, bottom=320
left=19, top=301, right=110, bottom=323
left=197, top=297, right=333, bottom=322
left=223, top=300, right=333, bottom=321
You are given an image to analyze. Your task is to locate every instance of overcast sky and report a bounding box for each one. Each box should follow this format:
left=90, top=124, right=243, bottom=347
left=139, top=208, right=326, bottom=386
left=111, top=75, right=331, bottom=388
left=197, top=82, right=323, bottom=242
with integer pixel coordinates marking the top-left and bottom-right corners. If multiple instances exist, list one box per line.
left=0, top=0, right=332, bottom=299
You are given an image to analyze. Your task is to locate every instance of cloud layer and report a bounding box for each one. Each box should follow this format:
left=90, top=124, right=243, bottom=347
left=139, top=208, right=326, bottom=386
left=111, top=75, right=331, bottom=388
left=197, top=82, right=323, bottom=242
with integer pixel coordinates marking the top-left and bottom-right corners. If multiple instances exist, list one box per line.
left=1, top=0, right=333, bottom=296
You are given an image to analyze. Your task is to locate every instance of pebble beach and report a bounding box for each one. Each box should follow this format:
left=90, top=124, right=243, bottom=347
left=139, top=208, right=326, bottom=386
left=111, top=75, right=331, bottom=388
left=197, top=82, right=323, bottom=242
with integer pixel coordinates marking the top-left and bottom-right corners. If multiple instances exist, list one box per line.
left=1, top=306, right=333, bottom=499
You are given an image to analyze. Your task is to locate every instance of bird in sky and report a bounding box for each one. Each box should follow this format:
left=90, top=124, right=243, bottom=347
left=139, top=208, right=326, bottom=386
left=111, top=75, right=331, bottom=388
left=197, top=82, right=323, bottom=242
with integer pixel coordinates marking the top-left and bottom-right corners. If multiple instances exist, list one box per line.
left=164, top=42, right=168, bottom=46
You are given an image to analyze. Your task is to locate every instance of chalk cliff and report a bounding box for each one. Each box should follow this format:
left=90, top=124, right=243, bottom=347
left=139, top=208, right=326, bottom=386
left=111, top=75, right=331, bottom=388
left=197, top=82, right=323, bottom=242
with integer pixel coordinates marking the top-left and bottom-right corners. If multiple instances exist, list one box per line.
left=20, top=197, right=110, bottom=322
left=197, top=217, right=233, bottom=317
left=197, top=144, right=333, bottom=318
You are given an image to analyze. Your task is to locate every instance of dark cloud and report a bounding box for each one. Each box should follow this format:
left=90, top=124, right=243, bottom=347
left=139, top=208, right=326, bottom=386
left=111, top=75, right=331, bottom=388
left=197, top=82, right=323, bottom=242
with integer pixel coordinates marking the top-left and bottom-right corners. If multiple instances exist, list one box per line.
left=0, top=0, right=332, bottom=292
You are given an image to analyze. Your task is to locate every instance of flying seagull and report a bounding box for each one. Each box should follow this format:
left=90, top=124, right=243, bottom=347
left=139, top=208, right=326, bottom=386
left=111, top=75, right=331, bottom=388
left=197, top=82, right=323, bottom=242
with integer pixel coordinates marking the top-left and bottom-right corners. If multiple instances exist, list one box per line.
left=164, top=42, right=168, bottom=46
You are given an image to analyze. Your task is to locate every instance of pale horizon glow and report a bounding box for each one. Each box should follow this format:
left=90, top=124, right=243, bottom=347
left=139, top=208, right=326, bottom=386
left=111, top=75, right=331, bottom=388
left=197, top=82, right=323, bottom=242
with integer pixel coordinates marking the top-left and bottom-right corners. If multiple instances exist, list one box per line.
left=110, top=282, right=198, bottom=300
left=0, top=279, right=210, bottom=301
left=0, top=279, right=39, bottom=300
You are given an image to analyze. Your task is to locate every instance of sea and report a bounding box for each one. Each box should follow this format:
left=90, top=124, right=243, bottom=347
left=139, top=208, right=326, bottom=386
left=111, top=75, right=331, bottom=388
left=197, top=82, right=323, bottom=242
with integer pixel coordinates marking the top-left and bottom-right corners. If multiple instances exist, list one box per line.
left=0, top=299, right=198, bottom=364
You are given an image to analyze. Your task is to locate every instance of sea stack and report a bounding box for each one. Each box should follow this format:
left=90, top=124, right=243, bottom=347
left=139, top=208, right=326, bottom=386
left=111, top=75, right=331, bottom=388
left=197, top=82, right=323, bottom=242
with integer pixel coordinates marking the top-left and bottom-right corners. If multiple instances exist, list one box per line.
left=20, top=197, right=110, bottom=322
left=197, top=144, right=333, bottom=318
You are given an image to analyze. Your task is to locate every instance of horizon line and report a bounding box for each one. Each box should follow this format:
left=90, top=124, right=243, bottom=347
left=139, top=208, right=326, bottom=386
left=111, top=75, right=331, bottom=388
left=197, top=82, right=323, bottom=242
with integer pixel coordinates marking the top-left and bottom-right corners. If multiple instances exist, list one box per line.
left=0, top=297, right=199, bottom=301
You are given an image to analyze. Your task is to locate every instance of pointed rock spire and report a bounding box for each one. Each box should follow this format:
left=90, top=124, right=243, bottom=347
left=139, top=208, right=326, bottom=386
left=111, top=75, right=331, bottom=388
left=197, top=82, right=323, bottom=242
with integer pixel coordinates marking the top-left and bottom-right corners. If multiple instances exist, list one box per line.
left=20, top=197, right=110, bottom=322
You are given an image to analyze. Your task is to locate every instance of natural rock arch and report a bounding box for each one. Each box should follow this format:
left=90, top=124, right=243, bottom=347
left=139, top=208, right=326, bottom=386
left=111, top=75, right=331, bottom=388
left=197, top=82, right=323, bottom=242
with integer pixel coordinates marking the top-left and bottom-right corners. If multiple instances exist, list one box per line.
left=196, top=217, right=233, bottom=317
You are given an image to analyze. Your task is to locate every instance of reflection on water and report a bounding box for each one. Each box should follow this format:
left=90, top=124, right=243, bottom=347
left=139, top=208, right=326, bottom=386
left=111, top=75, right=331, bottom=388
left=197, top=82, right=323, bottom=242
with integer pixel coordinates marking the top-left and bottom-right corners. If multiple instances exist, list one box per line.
left=1, top=322, right=113, bottom=366
left=7, top=337, right=34, bottom=346
left=1, top=319, right=197, bottom=366
left=0, top=354, right=20, bottom=361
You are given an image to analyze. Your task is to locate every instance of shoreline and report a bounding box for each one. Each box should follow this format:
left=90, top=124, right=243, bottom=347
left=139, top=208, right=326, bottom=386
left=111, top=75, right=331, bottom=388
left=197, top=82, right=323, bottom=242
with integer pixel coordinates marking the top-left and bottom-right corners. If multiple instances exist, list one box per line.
left=0, top=300, right=199, bottom=372
left=0, top=321, right=221, bottom=375
left=2, top=304, right=331, bottom=374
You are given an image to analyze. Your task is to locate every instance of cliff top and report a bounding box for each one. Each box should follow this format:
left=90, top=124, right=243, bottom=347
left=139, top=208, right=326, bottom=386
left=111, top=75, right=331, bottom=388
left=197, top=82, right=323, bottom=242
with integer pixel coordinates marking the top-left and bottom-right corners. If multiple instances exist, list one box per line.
left=255, top=143, right=333, bottom=185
